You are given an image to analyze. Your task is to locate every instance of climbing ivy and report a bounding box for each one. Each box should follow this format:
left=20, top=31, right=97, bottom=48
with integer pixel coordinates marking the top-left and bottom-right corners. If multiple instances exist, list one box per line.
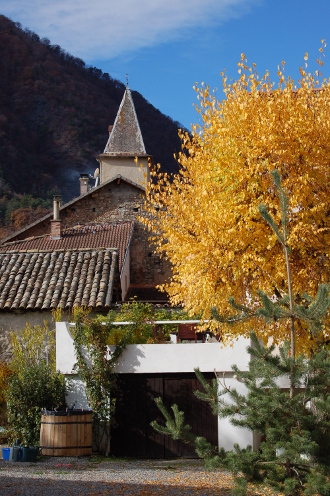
left=73, top=312, right=124, bottom=456
left=72, top=303, right=189, bottom=455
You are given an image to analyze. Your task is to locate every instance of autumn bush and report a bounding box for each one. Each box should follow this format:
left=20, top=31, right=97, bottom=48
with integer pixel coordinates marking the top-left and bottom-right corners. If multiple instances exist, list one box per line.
left=0, top=362, right=12, bottom=426
left=0, top=362, right=12, bottom=405
left=6, top=363, right=67, bottom=446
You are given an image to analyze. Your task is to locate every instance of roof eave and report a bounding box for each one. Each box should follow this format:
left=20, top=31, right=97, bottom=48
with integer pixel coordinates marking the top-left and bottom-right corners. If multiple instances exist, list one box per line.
left=98, top=153, right=151, bottom=158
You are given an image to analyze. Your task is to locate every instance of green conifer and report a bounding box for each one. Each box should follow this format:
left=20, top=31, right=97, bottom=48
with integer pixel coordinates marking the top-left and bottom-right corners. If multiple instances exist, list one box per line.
left=152, top=171, right=330, bottom=495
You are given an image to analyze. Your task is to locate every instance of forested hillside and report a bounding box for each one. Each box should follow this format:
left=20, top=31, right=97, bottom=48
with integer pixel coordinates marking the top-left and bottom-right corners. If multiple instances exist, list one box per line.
left=0, top=15, right=182, bottom=239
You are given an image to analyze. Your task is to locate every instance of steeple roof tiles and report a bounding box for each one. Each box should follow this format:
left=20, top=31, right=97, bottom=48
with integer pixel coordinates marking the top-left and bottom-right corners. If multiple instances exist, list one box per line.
left=103, top=87, right=147, bottom=155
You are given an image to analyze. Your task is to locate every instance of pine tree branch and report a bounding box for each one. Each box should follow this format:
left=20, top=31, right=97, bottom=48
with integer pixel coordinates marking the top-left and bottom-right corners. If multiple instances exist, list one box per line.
left=151, top=397, right=196, bottom=445
left=258, top=204, right=285, bottom=246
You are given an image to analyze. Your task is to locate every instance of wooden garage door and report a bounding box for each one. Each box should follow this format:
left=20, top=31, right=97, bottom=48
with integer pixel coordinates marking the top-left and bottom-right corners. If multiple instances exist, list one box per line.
left=111, top=373, right=218, bottom=458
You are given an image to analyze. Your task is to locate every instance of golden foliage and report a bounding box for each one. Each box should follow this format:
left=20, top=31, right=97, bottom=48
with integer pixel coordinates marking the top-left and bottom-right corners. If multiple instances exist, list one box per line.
left=10, top=322, right=56, bottom=374
left=10, top=206, right=50, bottom=231
left=0, top=362, right=12, bottom=403
left=52, top=307, right=62, bottom=323
left=142, top=47, right=330, bottom=350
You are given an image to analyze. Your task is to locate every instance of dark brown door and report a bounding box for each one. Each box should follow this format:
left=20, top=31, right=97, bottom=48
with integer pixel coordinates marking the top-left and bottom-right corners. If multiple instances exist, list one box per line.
left=111, top=373, right=218, bottom=458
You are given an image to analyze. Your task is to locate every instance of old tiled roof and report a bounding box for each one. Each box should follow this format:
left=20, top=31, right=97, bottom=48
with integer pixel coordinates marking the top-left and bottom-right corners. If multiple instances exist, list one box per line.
left=0, top=222, right=134, bottom=273
left=0, top=249, right=119, bottom=311
left=1, top=176, right=143, bottom=245
left=125, top=285, right=169, bottom=303
left=103, top=87, right=147, bottom=155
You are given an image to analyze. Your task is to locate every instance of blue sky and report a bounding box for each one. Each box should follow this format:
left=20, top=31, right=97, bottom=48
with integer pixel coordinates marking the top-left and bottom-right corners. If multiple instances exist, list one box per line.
left=1, top=0, right=330, bottom=129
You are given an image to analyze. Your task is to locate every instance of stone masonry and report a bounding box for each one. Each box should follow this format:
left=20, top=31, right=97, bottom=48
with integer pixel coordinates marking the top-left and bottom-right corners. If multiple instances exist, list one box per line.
left=4, top=180, right=171, bottom=286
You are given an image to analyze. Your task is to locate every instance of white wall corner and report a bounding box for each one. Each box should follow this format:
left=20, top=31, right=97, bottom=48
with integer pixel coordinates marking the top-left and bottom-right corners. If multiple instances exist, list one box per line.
left=56, top=322, right=77, bottom=374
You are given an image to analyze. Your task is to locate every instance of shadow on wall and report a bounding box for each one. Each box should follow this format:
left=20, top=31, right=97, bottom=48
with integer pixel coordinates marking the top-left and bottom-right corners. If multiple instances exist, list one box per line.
left=111, top=345, right=146, bottom=373
left=65, top=377, right=89, bottom=410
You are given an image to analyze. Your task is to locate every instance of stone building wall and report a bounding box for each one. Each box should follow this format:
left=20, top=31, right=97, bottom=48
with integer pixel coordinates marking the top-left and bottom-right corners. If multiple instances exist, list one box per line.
left=0, top=309, right=110, bottom=365
left=5, top=181, right=172, bottom=287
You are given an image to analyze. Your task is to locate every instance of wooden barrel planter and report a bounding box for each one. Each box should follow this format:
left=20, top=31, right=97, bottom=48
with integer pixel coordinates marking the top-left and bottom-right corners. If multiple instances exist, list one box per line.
left=40, top=410, right=92, bottom=456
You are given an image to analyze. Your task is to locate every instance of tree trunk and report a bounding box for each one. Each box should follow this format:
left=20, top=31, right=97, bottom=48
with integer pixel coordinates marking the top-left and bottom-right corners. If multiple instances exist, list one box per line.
left=284, top=243, right=295, bottom=399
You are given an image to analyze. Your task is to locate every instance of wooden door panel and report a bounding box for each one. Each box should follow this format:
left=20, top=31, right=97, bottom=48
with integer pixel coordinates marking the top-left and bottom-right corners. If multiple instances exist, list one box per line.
left=111, top=373, right=218, bottom=458
left=146, top=376, right=164, bottom=458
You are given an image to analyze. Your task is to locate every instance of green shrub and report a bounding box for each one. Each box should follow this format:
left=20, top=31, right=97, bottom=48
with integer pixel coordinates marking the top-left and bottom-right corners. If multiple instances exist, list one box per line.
left=6, top=362, right=66, bottom=446
left=151, top=173, right=330, bottom=495
left=5, top=322, right=67, bottom=446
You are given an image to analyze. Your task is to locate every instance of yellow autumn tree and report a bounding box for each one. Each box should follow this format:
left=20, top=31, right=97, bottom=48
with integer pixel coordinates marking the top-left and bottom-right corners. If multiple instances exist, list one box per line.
left=142, top=47, right=330, bottom=349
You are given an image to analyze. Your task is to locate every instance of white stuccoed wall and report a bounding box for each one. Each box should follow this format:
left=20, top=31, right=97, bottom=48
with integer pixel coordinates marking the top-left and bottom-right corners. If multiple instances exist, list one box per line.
left=56, top=322, right=255, bottom=451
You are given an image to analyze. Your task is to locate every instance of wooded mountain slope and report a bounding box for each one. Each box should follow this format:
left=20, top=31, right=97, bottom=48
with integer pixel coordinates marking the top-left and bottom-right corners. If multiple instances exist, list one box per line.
left=0, top=15, right=182, bottom=203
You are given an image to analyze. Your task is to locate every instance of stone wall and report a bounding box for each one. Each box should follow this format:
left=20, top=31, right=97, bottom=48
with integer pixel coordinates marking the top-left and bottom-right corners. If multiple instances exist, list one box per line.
left=0, top=309, right=110, bottom=362
left=6, top=181, right=172, bottom=287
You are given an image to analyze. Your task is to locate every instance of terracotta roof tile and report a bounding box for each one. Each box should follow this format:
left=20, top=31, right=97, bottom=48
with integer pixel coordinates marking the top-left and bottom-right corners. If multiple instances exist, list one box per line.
left=0, top=222, right=134, bottom=273
left=1, top=180, right=142, bottom=245
left=0, top=249, right=119, bottom=311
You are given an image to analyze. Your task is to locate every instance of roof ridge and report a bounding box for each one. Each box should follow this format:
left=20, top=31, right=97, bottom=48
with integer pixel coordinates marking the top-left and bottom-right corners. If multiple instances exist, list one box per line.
left=1, top=220, right=134, bottom=247
left=2, top=247, right=119, bottom=254
left=2, top=234, right=49, bottom=246
left=1, top=189, right=138, bottom=243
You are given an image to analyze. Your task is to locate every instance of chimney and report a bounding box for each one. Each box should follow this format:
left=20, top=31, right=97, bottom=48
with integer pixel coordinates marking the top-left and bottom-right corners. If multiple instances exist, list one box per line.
left=80, top=173, right=89, bottom=196
left=50, top=195, right=61, bottom=240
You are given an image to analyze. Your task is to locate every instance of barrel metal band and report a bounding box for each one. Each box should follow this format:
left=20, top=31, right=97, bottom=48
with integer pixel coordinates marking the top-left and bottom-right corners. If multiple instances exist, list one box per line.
left=41, top=446, right=92, bottom=449
left=41, top=421, right=92, bottom=425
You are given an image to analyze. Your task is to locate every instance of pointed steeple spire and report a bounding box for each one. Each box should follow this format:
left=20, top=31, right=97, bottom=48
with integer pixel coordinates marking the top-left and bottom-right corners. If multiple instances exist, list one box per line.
left=97, top=81, right=151, bottom=187
left=104, top=85, right=146, bottom=155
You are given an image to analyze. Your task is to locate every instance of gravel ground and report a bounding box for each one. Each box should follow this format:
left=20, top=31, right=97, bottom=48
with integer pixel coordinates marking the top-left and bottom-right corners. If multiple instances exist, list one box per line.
left=0, top=455, right=276, bottom=496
